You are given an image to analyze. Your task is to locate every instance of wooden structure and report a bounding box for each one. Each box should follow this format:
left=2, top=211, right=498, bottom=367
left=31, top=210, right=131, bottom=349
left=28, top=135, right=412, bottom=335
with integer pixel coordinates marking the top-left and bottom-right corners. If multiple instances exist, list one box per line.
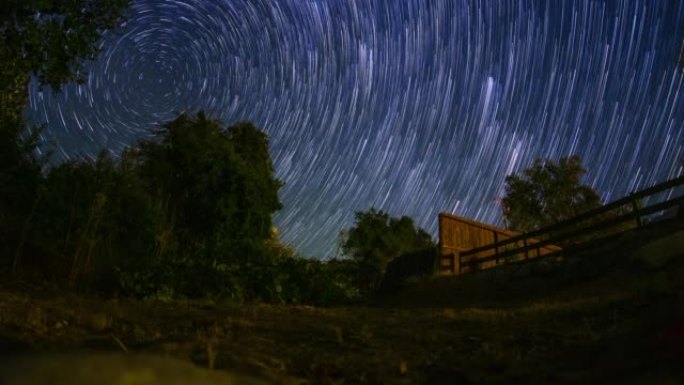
left=440, top=175, right=684, bottom=276
left=439, top=213, right=561, bottom=275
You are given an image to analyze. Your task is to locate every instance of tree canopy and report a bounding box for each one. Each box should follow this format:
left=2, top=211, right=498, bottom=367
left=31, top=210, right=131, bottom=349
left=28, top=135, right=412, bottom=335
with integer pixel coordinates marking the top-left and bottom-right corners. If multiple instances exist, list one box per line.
left=134, top=112, right=283, bottom=264
left=342, top=209, right=434, bottom=293
left=1, top=0, right=130, bottom=88
left=5, top=111, right=290, bottom=300
left=1, top=0, right=129, bottom=131
left=501, top=155, right=601, bottom=232
left=0, top=0, right=130, bottom=266
left=0, top=1, right=368, bottom=305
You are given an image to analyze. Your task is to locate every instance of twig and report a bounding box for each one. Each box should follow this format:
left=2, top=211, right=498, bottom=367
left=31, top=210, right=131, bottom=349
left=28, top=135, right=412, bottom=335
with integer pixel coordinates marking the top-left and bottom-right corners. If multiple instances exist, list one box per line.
left=110, top=334, right=128, bottom=353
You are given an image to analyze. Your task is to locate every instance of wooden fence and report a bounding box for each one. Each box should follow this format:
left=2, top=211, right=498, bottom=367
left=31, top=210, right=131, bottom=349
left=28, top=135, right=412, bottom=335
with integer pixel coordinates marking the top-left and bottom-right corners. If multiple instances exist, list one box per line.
left=440, top=175, right=684, bottom=275
left=439, top=213, right=561, bottom=275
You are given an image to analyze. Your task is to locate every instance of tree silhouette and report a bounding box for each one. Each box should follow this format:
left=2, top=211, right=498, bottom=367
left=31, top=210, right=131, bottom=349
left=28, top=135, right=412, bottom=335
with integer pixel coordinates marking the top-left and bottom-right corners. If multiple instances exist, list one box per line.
left=501, top=155, right=601, bottom=232
left=134, top=112, right=283, bottom=265
left=342, top=209, right=434, bottom=293
left=0, top=0, right=130, bottom=272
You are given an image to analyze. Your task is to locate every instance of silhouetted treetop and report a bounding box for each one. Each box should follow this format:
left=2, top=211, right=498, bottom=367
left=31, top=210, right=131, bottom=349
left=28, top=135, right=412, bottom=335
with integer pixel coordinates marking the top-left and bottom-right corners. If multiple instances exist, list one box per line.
left=501, top=155, right=601, bottom=232
left=134, top=112, right=283, bottom=262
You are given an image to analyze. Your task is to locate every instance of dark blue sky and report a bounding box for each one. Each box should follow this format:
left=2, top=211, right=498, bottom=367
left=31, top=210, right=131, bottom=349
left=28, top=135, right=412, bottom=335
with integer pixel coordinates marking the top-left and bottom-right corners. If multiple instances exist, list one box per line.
left=27, top=0, right=684, bottom=258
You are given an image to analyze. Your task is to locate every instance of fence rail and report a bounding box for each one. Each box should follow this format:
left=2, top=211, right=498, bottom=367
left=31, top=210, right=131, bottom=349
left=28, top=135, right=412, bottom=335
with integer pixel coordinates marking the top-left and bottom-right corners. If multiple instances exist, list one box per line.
left=441, top=175, right=684, bottom=274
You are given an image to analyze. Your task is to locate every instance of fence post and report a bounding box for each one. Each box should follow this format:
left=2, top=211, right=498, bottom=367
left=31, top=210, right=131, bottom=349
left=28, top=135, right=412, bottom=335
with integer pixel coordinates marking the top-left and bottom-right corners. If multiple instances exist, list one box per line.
left=452, top=252, right=461, bottom=275
left=493, top=231, right=499, bottom=265
left=523, top=238, right=529, bottom=260
left=631, top=197, right=642, bottom=227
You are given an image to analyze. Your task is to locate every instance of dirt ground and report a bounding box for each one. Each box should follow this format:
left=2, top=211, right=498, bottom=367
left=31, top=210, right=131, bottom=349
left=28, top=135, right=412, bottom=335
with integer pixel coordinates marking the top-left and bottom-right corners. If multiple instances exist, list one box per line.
left=1, top=230, right=684, bottom=384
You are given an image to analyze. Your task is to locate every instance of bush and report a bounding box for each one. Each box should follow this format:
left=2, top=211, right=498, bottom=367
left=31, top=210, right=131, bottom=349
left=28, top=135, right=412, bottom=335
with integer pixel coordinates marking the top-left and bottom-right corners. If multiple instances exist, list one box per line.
left=2, top=110, right=370, bottom=306
left=233, top=256, right=361, bottom=306
left=378, top=247, right=438, bottom=294
left=342, top=209, right=436, bottom=295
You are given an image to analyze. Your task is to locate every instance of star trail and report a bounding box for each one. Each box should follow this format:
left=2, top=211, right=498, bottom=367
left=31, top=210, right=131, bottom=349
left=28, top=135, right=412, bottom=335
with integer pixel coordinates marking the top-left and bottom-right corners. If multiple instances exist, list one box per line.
left=27, top=0, right=684, bottom=258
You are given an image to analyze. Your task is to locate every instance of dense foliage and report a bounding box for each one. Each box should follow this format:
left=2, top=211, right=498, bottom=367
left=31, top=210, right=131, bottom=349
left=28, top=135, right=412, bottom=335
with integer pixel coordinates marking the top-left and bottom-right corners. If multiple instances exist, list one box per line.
left=0, top=0, right=130, bottom=275
left=342, top=209, right=436, bottom=294
left=1, top=108, right=363, bottom=304
left=1, top=0, right=130, bottom=167
left=0, top=0, right=432, bottom=305
left=501, top=155, right=602, bottom=232
left=120, top=113, right=286, bottom=299
left=133, top=113, right=283, bottom=264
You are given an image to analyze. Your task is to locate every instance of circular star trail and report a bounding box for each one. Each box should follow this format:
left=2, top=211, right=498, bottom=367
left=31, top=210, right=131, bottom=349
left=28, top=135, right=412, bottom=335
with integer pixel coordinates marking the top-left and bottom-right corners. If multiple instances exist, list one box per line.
left=27, top=0, right=684, bottom=258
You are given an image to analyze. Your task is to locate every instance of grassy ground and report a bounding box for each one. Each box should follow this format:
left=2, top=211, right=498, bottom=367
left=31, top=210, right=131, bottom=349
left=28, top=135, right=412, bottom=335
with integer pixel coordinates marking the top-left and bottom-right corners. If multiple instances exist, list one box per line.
left=1, top=227, right=683, bottom=384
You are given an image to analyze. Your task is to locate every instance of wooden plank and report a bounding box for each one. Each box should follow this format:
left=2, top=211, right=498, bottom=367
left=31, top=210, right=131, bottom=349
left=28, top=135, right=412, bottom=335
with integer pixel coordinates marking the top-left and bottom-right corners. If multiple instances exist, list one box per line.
left=438, top=213, right=560, bottom=274
left=460, top=191, right=684, bottom=271
left=463, top=176, right=684, bottom=256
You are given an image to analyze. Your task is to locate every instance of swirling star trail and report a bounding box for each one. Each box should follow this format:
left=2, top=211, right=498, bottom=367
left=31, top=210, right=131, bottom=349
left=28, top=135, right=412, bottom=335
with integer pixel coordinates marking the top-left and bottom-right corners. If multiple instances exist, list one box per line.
left=27, top=0, right=684, bottom=258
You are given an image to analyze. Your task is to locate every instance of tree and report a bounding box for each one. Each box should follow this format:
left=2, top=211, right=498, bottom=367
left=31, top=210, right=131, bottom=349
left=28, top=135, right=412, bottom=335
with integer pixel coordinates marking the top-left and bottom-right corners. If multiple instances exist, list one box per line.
left=226, top=122, right=284, bottom=249
left=33, top=151, right=157, bottom=287
left=1, top=0, right=130, bottom=87
left=133, top=112, right=283, bottom=265
left=0, top=0, right=130, bottom=271
left=501, top=155, right=601, bottom=232
left=342, top=209, right=435, bottom=293
left=1, top=0, right=130, bottom=143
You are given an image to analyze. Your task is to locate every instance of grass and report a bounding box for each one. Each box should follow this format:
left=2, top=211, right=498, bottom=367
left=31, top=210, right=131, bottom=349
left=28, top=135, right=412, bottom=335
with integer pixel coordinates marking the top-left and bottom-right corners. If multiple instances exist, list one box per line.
left=1, top=225, right=683, bottom=384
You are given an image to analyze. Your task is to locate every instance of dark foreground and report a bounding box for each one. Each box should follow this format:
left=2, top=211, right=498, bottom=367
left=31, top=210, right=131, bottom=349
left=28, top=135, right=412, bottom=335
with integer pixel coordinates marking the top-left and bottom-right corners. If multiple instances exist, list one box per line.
left=1, top=232, right=683, bottom=384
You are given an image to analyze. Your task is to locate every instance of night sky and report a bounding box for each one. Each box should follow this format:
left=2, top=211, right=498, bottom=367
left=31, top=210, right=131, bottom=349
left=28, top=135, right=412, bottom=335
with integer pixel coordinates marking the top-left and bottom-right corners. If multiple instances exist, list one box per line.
left=27, top=0, right=684, bottom=258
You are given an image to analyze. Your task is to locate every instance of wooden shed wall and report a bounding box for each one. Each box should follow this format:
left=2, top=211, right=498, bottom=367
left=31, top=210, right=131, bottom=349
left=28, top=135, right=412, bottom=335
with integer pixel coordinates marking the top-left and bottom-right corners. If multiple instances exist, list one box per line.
left=439, top=213, right=561, bottom=274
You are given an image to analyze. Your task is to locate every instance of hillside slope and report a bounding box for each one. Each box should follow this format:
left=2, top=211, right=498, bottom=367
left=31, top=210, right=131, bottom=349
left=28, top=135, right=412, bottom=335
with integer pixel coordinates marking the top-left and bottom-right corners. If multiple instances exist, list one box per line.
left=0, top=225, right=683, bottom=384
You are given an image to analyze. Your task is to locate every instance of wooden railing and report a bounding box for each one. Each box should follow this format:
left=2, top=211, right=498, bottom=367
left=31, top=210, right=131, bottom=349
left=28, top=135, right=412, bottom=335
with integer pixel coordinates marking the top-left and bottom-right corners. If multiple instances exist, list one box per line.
left=443, top=175, right=684, bottom=274
left=438, top=213, right=560, bottom=275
